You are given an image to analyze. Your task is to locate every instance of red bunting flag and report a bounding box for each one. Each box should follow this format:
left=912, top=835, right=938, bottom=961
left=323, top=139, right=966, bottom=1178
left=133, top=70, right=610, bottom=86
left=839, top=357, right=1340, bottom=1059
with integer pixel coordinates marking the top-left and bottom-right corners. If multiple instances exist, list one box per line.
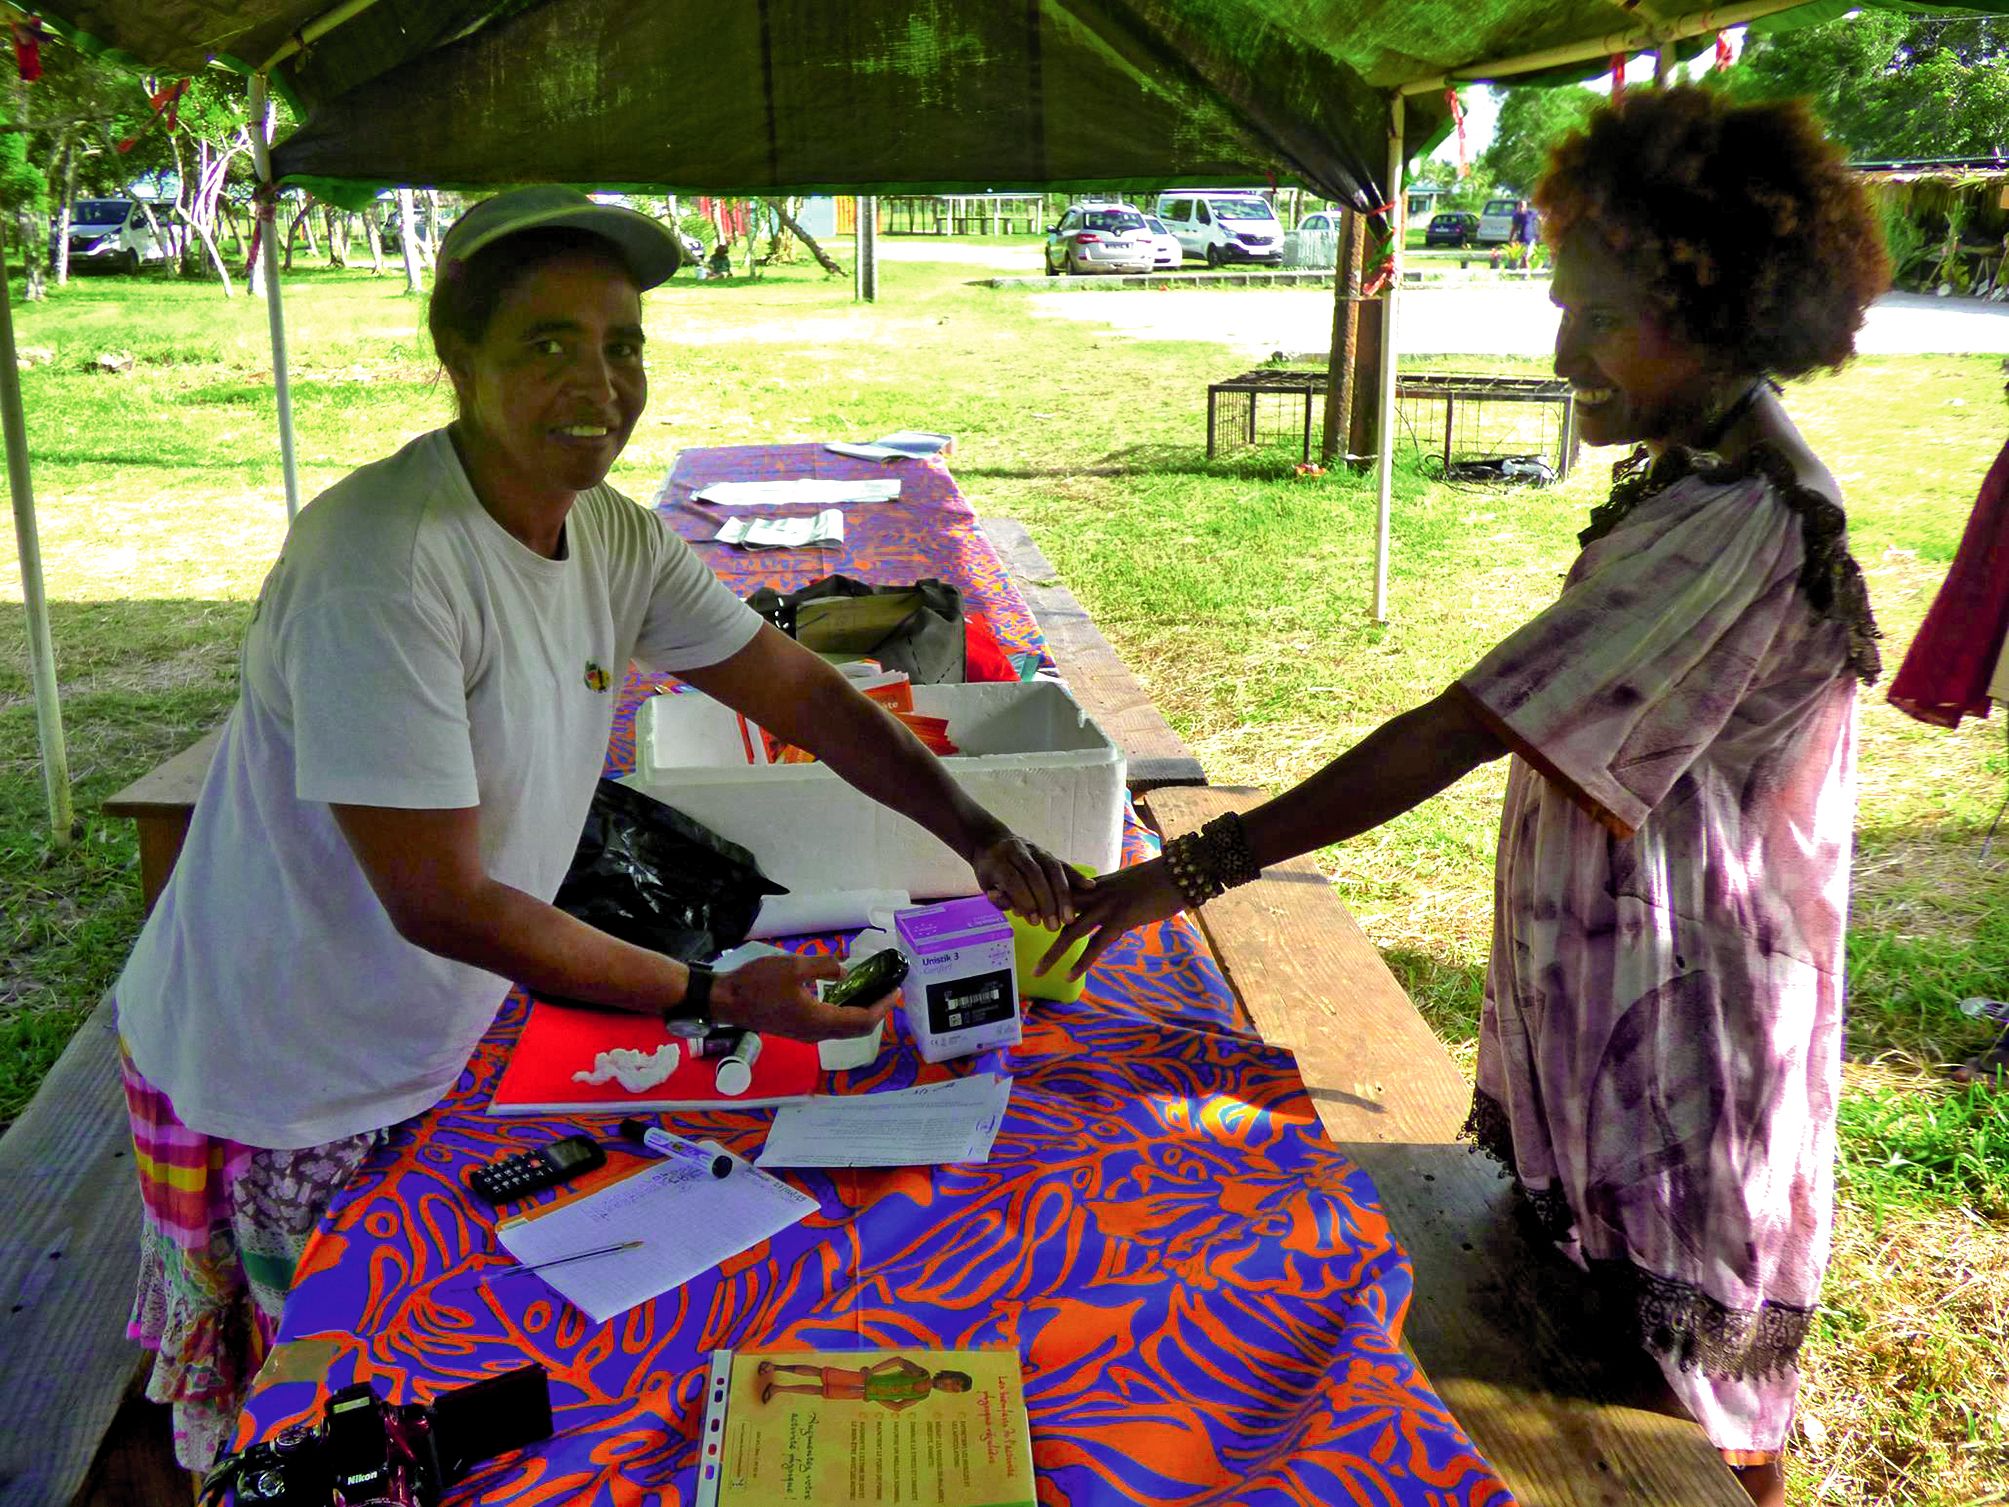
left=1610, top=53, right=1627, bottom=97
left=10, top=14, right=44, bottom=82
left=1444, top=87, right=1469, bottom=178
left=117, top=77, right=190, bottom=153
left=1715, top=31, right=1734, bottom=71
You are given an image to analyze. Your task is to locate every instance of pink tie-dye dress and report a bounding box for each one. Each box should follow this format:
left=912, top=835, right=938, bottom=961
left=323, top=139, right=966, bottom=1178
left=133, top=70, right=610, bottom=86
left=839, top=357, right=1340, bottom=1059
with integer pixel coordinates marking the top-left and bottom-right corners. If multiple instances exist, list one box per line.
left=1454, top=445, right=1880, bottom=1456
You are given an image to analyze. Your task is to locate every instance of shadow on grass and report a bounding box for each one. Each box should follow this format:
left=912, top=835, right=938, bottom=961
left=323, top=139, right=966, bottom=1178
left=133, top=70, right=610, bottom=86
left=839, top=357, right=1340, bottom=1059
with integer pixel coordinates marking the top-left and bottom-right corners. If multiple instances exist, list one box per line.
left=958, top=440, right=1392, bottom=485
left=1, top=598, right=247, bottom=1131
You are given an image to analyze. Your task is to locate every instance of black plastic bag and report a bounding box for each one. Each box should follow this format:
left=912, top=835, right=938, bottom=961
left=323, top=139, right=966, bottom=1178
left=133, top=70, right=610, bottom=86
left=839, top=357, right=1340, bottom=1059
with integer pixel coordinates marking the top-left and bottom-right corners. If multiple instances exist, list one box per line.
left=553, top=780, right=786, bottom=964
left=746, top=574, right=966, bottom=684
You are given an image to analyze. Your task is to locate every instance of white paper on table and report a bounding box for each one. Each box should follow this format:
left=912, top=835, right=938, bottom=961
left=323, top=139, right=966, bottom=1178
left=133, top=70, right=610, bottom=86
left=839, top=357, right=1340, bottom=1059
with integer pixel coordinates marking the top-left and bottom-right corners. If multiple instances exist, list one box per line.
left=713, top=509, right=845, bottom=550
left=824, top=442, right=914, bottom=462
left=757, top=1074, right=1013, bottom=1169
left=749, top=889, right=911, bottom=939
left=693, top=478, right=900, bottom=507
left=495, top=1145, right=816, bottom=1324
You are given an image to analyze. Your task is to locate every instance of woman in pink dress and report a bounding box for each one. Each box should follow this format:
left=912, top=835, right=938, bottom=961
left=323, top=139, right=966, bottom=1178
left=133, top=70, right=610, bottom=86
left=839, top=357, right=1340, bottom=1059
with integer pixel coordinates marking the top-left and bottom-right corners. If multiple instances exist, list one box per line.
left=1045, top=87, right=1887, bottom=1504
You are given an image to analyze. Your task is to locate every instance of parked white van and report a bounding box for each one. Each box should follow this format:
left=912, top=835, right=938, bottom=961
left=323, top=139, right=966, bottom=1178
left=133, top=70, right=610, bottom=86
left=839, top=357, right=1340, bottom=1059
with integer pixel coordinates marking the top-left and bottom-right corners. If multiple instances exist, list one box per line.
left=1153, top=190, right=1284, bottom=267
left=51, top=197, right=168, bottom=272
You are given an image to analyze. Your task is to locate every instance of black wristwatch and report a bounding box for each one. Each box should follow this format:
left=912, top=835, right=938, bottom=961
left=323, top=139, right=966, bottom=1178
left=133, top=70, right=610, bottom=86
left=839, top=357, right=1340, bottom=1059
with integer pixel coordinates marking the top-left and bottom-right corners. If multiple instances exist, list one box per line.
left=662, top=963, right=716, bottom=1038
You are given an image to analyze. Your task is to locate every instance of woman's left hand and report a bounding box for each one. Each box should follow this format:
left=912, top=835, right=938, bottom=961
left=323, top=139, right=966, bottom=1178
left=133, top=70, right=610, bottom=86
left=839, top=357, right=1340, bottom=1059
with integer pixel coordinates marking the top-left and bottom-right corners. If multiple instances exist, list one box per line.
left=1036, top=858, right=1185, bottom=979
left=971, top=832, right=1087, bottom=930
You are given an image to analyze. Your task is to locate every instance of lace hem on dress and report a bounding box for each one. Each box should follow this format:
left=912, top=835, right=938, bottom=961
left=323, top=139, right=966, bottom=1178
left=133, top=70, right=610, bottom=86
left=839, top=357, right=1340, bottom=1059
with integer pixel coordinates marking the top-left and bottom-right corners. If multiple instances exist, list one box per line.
left=1460, top=1088, right=1815, bottom=1380
left=1579, top=441, right=1881, bottom=684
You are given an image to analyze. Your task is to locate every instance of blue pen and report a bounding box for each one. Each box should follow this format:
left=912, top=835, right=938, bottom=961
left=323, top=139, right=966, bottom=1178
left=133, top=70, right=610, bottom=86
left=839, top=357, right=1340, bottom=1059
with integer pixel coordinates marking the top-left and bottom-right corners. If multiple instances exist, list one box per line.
left=618, top=1117, right=732, bottom=1179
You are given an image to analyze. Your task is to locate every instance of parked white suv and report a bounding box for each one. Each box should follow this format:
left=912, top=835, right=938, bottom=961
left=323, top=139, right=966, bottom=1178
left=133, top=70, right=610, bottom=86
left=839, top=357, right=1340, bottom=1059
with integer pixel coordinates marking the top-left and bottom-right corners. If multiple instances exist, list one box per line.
left=1045, top=202, right=1157, bottom=276
left=1153, top=190, right=1284, bottom=267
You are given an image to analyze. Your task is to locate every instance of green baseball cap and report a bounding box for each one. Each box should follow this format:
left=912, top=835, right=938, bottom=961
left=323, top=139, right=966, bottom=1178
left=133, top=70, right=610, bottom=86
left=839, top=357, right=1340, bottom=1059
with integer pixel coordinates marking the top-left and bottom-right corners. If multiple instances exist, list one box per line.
left=436, top=186, right=684, bottom=288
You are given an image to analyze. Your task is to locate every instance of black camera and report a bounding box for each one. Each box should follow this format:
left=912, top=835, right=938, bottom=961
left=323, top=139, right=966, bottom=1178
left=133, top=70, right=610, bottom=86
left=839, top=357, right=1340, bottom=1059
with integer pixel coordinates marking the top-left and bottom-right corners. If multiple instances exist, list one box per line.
left=203, top=1363, right=552, bottom=1506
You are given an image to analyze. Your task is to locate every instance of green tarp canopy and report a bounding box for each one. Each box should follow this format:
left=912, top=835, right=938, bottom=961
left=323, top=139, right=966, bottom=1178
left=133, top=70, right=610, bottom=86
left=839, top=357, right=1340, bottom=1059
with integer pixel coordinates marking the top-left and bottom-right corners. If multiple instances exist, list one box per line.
left=35, top=0, right=2003, bottom=217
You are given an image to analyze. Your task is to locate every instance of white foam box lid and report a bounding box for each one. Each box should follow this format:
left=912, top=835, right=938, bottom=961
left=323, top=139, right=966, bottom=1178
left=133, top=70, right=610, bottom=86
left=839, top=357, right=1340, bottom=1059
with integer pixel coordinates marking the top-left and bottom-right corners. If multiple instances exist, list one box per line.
left=625, top=681, right=1125, bottom=898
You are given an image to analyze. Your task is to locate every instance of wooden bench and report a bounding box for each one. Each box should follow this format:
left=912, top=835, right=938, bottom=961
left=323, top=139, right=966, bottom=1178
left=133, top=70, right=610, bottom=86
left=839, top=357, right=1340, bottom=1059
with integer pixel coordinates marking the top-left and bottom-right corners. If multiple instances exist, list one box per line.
left=102, top=728, right=223, bottom=917
left=0, top=993, right=184, bottom=1507
left=979, top=518, right=1206, bottom=792
left=1140, top=785, right=1748, bottom=1507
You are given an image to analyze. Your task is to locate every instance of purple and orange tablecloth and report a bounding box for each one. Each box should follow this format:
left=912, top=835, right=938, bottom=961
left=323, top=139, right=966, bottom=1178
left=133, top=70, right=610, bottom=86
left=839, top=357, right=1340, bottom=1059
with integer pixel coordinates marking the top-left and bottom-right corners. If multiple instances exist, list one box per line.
left=237, top=446, right=1512, bottom=1505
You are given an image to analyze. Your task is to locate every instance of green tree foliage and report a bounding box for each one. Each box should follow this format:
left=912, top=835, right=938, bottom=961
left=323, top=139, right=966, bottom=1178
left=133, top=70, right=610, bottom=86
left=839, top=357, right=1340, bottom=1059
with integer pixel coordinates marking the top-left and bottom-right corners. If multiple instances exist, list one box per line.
left=1478, top=85, right=1600, bottom=197
left=1730, top=14, right=2009, bottom=160
left=0, top=128, right=45, bottom=216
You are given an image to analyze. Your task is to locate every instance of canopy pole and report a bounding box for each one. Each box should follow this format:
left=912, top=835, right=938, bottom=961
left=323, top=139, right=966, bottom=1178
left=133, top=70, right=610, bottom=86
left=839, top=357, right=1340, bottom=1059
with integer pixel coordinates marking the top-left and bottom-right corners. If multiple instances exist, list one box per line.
left=257, top=0, right=391, bottom=71
left=248, top=73, right=302, bottom=522
left=1397, top=0, right=1805, bottom=93
left=1371, top=94, right=1404, bottom=625
left=854, top=195, right=878, bottom=303
left=0, top=223, right=73, bottom=843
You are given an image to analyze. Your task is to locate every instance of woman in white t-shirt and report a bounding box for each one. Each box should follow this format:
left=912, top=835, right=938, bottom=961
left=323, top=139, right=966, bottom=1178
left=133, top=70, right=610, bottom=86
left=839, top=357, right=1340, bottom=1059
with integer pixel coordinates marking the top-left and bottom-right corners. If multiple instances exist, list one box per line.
left=113, top=186, right=1084, bottom=1470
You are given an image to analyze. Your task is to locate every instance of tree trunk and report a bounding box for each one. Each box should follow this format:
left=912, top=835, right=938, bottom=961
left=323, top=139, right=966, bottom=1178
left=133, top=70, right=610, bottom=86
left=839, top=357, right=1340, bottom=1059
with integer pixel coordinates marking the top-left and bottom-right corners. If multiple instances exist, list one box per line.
left=364, top=203, right=385, bottom=275
left=398, top=188, right=423, bottom=293
left=418, top=189, right=440, bottom=269
left=178, top=205, right=233, bottom=297
left=324, top=207, right=347, bottom=267
left=762, top=198, right=843, bottom=276
left=53, top=137, right=74, bottom=287
left=18, top=212, right=43, bottom=300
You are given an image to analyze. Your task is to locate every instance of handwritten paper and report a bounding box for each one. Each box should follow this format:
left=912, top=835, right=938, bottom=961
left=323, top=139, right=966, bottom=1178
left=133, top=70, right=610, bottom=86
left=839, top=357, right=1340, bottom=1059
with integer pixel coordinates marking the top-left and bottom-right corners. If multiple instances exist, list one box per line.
left=757, top=1074, right=1013, bottom=1169
left=496, top=1144, right=816, bottom=1322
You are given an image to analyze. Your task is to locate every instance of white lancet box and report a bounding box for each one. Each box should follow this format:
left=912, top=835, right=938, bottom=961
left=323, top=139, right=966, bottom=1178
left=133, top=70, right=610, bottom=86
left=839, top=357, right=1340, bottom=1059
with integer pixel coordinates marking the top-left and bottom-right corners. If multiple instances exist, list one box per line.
left=893, top=896, right=1020, bottom=1064
left=627, top=681, right=1124, bottom=898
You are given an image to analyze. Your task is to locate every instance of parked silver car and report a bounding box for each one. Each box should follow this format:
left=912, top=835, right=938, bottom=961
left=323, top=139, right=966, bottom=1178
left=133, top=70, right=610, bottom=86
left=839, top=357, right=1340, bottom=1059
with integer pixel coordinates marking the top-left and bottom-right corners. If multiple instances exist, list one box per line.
left=1045, top=203, right=1155, bottom=276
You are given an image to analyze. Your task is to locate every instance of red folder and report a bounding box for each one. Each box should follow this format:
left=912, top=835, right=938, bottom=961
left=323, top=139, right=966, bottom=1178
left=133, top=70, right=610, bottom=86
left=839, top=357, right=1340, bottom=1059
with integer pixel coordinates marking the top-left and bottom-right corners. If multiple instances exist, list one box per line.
left=487, top=999, right=821, bottom=1114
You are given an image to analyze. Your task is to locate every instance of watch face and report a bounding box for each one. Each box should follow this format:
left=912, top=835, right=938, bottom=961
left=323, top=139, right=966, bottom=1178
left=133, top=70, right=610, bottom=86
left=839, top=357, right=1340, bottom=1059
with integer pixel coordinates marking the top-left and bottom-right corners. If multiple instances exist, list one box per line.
left=663, top=1015, right=712, bottom=1039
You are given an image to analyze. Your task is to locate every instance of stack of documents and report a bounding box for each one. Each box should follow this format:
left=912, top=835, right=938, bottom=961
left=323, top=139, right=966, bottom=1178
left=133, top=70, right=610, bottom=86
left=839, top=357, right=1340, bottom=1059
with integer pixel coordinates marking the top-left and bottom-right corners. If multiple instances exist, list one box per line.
left=758, top=1074, right=1013, bottom=1168
left=713, top=509, right=845, bottom=550
left=694, top=478, right=900, bottom=507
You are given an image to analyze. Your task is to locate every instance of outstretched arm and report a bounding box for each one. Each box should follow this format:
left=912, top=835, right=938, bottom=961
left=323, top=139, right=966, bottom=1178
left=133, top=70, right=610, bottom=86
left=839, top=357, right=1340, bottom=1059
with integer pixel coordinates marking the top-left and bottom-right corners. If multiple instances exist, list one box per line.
left=1040, top=687, right=1504, bottom=975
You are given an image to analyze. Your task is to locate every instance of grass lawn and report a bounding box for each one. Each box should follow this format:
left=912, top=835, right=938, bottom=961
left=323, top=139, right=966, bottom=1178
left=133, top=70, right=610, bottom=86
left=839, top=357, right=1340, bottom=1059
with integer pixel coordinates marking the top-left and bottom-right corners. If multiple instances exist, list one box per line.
left=3, top=253, right=2006, bottom=1505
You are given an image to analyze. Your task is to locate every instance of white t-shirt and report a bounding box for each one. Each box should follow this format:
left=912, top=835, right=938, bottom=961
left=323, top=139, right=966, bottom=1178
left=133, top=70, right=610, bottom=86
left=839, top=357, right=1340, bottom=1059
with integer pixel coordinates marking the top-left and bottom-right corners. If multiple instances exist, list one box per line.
left=116, top=429, right=762, bottom=1148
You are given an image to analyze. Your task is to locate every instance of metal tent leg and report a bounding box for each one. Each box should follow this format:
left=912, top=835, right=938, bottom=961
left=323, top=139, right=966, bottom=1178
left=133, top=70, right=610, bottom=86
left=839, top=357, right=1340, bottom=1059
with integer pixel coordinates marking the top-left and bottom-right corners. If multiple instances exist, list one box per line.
left=0, top=226, right=72, bottom=842
left=249, top=73, right=302, bottom=523
left=1372, top=93, right=1405, bottom=624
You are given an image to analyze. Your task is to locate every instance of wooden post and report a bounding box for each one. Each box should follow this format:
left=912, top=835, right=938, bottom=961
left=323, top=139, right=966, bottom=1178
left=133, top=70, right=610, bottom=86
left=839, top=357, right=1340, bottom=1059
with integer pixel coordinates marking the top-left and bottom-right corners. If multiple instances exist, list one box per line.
left=1320, top=208, right=1365, bottom=464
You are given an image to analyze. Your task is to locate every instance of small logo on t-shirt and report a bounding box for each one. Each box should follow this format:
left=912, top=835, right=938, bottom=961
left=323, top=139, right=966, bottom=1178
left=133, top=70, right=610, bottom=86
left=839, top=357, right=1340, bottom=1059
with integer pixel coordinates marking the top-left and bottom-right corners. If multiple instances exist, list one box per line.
left=583, top=659, right=612, bottom=693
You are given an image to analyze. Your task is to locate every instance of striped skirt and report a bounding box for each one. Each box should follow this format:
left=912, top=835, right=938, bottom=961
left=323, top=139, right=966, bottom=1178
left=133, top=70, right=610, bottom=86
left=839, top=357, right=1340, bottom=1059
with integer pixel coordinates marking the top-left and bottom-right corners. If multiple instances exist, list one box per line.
left=118, top=1038, right=380, bottom=1470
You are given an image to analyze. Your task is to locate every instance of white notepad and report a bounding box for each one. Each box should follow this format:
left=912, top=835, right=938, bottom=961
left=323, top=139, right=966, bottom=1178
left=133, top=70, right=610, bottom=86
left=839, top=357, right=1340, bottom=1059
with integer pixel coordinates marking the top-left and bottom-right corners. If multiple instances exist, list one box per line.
left=495, top=1145, right=817, bottom=1323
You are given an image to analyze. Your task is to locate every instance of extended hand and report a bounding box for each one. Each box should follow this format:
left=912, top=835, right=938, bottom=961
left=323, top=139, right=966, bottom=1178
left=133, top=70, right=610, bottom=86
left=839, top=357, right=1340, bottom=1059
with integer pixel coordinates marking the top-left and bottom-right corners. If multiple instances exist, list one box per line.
left=971, top=832, right=1091, bottom=930
left=1036, top=859, right=1185, bottom=979
left=711, top=954, right=883, bottom=1041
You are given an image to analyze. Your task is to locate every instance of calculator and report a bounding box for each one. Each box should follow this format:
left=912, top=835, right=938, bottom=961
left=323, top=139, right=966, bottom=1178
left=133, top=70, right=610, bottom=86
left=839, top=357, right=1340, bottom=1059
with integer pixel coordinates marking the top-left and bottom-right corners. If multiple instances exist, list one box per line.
left=469, top=1134, right=607, bottom=1204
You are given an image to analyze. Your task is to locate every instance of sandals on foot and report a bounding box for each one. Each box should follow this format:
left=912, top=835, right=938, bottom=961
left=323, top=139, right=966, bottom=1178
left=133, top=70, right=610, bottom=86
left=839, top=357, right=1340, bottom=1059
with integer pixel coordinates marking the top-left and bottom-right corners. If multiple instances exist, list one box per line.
left=1952, top=1025, right=2009, bottom=1085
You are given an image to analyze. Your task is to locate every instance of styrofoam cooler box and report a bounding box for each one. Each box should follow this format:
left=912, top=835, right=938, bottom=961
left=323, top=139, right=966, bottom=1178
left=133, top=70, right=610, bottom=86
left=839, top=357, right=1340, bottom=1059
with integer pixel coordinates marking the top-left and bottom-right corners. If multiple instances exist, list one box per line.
left=625, top=682, right=1125, bottom=898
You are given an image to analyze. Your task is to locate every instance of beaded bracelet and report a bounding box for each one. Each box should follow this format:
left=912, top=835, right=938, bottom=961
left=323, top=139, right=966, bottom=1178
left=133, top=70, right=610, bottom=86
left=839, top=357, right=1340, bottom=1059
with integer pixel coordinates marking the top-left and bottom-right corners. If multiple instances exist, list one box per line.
left=1199, top=811, right=1261, bottom=888
left=1162, top=831, right=1225, bottom=909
